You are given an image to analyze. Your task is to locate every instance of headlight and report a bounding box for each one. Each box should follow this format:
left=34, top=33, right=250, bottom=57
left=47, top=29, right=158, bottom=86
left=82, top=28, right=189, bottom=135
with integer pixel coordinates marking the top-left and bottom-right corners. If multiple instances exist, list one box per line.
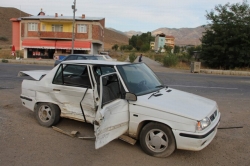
left=197, top=117, right=211, bottom=131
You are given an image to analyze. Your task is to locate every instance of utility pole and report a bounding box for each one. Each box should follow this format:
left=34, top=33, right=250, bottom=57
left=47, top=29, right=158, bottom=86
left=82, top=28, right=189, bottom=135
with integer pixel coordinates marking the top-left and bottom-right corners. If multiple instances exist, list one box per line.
left=71, top=0, right=77, bottom=54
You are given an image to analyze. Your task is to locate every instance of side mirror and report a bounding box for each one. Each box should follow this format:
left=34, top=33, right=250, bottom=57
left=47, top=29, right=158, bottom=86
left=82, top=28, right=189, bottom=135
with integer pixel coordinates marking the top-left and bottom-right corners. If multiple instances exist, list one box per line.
left=125, top=92, right=137, bottom=101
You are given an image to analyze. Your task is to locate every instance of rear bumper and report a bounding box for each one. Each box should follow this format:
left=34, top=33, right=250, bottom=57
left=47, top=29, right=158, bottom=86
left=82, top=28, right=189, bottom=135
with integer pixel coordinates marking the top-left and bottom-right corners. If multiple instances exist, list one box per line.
left=173, top=118, right=220, bottom=151
left=20, top=95, right=36, bottom=111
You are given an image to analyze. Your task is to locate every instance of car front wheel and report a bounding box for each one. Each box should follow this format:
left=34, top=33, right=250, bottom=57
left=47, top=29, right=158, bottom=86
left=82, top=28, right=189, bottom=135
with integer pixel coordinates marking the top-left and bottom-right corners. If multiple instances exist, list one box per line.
left=35, top=103, right=60, bottom=127
left=140, top=122, right=176, bottom=157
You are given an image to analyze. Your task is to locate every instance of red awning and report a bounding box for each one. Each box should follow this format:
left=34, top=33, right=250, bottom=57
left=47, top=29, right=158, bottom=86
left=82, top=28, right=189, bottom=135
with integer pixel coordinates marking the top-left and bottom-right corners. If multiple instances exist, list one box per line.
left=22, top=39, right=55, bottom=49
left=56, top=40, right=91, bottom=50
left=22, top=39, right=91, bottom=50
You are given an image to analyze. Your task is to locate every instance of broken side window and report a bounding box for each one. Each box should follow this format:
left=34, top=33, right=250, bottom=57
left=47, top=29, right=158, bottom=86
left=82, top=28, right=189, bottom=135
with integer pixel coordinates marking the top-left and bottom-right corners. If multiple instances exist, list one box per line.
left=52, top=64, right=91, bottom=88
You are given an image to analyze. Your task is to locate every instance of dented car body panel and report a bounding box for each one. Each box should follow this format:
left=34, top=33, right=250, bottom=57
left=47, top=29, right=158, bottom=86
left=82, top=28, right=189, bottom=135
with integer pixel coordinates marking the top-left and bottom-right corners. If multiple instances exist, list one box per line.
left=19, top=60, right=220, bottom=155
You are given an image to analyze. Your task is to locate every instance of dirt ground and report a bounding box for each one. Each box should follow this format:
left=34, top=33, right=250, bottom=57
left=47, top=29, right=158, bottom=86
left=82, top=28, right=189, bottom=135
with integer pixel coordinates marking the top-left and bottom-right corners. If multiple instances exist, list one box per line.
left=0, top=62, right=250, bottom=166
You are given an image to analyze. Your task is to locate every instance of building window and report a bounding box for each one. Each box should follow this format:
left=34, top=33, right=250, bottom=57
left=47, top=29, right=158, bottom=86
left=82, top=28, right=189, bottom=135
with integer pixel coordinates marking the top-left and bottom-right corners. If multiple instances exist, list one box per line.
left=42, top=24, right=46, bottom=31
left=52, top=25, right=63, bottom=32
left=28, top=23, right=38, bottom=31
left=77, top=24, right=87, bottom=33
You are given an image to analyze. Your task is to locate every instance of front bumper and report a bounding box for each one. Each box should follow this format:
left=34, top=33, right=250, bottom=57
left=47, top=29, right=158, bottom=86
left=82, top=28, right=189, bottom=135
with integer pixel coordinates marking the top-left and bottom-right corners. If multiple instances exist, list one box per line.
left=173, top=116, right=220, bottom=151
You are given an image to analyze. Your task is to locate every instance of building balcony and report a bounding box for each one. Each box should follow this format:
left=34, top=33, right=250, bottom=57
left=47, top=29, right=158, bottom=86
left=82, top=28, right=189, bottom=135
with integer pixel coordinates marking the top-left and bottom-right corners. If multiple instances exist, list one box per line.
left=39, top=31, right=73, bottom=40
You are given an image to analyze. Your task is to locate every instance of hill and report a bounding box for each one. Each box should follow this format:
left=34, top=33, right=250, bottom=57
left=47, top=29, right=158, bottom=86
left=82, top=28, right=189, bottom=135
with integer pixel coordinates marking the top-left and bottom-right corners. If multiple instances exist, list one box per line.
left=0, top=7, right=30, bottom=46
left=104, top=28, right=129, bottom=50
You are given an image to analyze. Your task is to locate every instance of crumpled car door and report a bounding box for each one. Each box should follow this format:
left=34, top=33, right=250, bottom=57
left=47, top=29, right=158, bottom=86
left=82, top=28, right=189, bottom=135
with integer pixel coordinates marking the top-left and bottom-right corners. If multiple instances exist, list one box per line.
left=94, top=73, right=129, bottom=149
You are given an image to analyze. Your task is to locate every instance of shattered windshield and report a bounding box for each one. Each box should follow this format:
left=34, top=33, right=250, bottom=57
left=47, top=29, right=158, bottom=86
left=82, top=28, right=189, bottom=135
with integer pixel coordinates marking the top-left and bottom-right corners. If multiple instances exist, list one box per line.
left=117, top=63, right=164, bottom=96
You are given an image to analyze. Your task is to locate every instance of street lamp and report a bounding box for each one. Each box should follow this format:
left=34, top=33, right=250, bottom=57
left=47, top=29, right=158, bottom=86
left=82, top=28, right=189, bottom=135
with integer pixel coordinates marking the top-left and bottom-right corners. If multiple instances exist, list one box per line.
left=71, top=0, right=77, bottom=54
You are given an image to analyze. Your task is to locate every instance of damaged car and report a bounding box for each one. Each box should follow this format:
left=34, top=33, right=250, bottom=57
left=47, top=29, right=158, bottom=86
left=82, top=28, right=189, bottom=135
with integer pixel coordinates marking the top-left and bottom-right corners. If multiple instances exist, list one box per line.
left=18, top=60, right=220, bottom=157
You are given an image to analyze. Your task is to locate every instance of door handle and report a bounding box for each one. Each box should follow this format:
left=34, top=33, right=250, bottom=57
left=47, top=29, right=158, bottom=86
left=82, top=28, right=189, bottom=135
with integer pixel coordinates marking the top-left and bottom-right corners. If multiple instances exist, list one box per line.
left=53, top=89, right=61, bottom=91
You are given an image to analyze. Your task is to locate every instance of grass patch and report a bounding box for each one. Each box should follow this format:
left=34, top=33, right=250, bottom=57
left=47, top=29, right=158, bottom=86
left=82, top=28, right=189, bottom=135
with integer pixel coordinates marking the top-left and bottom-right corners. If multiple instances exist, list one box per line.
left=1, top=59, right=8, bottom=63
left=0, top=49, right=24, bottom=59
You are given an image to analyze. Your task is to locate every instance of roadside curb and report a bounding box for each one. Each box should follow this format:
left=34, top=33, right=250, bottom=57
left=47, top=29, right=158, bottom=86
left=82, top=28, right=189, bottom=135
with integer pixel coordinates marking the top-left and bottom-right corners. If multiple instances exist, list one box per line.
left=200, top=69, right=250, bottom=76
left=1, top=59, right=54, bottom=66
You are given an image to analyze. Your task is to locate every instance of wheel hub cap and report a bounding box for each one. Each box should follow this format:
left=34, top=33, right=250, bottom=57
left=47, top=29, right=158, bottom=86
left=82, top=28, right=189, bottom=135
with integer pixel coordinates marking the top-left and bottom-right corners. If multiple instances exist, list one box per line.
left=145, top=129, right=169, bottom=153
left=38, top=105, right=52, bottom=122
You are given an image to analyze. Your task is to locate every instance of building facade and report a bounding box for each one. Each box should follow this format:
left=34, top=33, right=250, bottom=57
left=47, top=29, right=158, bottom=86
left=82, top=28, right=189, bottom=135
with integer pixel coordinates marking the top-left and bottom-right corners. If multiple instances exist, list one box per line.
left=150, top=41, right=155, bottom=50
left=153, top=33, right=175, bottom=52
left=10, top=10, right=105, bottom=59
left=154, top=33, right=166, bottom=51
left=165, top=35, right=175, bottom=48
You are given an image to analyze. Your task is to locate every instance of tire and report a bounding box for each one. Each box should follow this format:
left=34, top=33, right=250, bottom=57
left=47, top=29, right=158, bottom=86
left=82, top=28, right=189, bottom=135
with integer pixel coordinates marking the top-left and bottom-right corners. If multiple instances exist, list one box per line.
left=35, top=103, right=61, bottom=127
left=139, top=122, right=176, bottom=157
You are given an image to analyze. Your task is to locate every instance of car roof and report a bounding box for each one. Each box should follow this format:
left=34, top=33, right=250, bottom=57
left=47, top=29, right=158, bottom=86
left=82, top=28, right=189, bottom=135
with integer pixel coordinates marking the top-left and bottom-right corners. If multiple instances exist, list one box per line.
left=61, top=60, right=130, bottom=65
left=67, top=54, right=95, bottom=57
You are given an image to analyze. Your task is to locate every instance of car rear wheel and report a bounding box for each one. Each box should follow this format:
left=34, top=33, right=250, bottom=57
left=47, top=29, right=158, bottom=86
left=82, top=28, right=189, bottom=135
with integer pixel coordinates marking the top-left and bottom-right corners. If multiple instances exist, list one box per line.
left=35, top=103, right=60, bottom=127
left=140, top=122, right=176, bottom=157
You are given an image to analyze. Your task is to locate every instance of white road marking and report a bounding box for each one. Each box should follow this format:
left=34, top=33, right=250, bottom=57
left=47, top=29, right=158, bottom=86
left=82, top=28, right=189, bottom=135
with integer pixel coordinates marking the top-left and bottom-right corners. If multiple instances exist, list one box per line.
left=168, top=85, right=238, bottom=90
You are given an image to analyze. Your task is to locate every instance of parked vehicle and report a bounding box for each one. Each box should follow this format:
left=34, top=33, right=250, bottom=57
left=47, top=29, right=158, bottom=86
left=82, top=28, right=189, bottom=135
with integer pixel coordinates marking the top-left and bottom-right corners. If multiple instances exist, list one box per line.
left=54, top=54, right=99, bottom=67
left=18, top=60, right=220, bottom=157
left=97, top=54, right=117, bottom=61
left=93, top=55, right=107, bottom=60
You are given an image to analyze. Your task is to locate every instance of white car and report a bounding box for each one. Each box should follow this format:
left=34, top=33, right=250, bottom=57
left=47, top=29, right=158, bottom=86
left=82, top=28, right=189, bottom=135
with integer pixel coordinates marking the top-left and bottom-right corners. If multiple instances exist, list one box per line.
left=18, top=60, right=220, bottom=157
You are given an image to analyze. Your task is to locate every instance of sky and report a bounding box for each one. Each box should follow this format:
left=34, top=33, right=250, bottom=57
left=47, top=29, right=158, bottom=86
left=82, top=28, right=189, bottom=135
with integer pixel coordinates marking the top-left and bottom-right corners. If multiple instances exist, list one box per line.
left=0, top=0, right=245, bottom=32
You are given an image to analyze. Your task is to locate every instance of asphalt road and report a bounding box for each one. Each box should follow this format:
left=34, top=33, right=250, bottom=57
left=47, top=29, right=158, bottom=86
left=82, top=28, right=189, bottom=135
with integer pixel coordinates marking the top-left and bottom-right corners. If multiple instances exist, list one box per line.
left=0, top=63, right=250, bottom=166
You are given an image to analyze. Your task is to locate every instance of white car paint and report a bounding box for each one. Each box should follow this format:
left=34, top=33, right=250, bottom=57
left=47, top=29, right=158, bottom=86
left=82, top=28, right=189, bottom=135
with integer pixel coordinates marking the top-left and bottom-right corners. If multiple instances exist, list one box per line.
left=18, top=70, right=50, bottom=80
left=19, top=60, right=220, bottom=155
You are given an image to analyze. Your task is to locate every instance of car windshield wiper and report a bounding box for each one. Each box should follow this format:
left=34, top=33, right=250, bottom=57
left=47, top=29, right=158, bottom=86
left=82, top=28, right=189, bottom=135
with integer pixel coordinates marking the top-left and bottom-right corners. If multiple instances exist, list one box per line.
left=148, top=91, right=163, bottom=99
left=155, top=84, right=168, bottom=88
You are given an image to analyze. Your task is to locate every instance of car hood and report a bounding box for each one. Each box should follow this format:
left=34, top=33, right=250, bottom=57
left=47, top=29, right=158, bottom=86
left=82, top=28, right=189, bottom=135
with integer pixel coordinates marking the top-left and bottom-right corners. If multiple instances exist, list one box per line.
left=134, top=88, right=217, bottom=120
left=18, top=70, right=50, bottom=80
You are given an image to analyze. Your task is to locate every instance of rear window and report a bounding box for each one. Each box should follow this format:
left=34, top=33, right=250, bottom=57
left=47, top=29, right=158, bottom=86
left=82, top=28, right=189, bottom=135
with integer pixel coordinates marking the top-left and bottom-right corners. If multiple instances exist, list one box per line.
left=95, top=56, right=106, bottom=60
left=105, top=55, right=112, bottom=59
left=86, top=56, right=98, bottom=60
left=65, top=55, right=77, bottom=60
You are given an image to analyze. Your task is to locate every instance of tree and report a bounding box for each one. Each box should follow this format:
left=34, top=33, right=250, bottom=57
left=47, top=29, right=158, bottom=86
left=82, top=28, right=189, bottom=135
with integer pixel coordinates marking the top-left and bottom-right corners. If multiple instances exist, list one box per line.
left=201, top=0, right=250, bottom=69
left=129, top=32, right=154, bottom=52
left=127, top=45, right=133, bottom=51
left=174, top=45, right=180, bottom=54
left=120, top=45, right=126, bottom=51
left=112, top=44, right=119, bottom=51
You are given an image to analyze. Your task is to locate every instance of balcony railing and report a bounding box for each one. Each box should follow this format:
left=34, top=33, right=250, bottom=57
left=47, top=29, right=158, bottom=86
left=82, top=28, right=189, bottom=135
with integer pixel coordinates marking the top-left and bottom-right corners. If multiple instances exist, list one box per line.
left=39, top=31, right=72, bottom=39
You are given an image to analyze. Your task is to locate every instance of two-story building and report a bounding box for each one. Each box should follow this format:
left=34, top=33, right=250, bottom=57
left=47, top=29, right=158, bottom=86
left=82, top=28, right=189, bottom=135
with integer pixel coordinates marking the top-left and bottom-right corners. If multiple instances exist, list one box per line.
left=10, top=9, right=105, bottom=59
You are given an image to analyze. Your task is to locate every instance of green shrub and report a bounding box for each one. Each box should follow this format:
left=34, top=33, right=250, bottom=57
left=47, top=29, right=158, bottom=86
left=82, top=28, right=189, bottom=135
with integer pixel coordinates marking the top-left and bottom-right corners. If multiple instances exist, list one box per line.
left=129, top=52, right=137, bottom=63
left=177, top=52, right=193, bottom=63
left=154, top=54, right=164, bottom=62
left=163, top=53, right=178, bottom=67
left=2, top=59, right=8, bottom=63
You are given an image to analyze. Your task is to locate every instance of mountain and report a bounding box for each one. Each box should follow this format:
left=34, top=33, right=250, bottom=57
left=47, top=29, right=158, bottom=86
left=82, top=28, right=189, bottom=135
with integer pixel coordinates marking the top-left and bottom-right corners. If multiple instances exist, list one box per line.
left=151, top=27, right=205, bottom=46
left=124, top=30, right=143, bottom=38
left=121, top=27, right=205, bottom=46
left=0, top=7, right=30, bottom=46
